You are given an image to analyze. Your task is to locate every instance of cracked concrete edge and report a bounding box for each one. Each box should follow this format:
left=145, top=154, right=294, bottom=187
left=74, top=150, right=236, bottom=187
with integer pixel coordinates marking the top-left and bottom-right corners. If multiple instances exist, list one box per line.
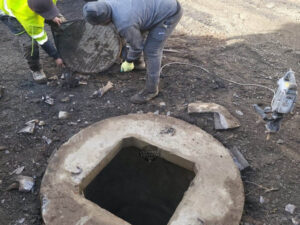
left=188, top=101, right=240, bottom=130
left=40, top=114, right=244, bottom=225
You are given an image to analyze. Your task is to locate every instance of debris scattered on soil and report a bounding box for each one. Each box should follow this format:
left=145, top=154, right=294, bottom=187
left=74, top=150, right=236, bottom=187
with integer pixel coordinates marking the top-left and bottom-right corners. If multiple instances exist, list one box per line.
left=159, top=102, right=166, bottom=107
left=285, top=204, right=297, bottom=214
left=0, top=86, right=4, bottom=99
left=188, top=101, right=240, bottom=130
left=245, top=181, right=279, bottom=193
left=235, top=110, right=244, bottom=116
left=17, top=175, right=34, bottom=192
left=229, top=146, right=250, bottom=171
left=38, top=121, right=45, bottom=126
left=276, top=139, right=284, bottom=144
left=79, top=81, right=88, bottom=85
left=58, top=111, right=70, bottom=120
left=10, top=166, right=25, bottom=175
left=292, top=215, right=300, bottom=225
left=259, top=196, right=265, bottom=204
left=43, top=95, right=54, bottom=106
left=60, top=96, right=70, bottom=103
left=91, top=81, right=113, bottom=98
left=42, top=136, right=52, bottom=145
left=18, top=120, right=38, bottom=134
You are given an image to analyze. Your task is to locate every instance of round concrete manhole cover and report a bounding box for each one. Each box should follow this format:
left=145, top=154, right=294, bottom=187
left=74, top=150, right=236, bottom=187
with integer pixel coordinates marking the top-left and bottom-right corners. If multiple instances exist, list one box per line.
left=54, top=20, right=121, bottom=74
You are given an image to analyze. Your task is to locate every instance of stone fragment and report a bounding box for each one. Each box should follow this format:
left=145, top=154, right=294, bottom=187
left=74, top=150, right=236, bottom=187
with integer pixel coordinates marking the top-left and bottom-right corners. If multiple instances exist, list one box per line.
left=58, top=111, right=70, bottom=120
left=39, top=121, right=46, bottom=126
left=259, top=196, right=265, bottom=204
left=292, top=215, right=300, bottom=225
left=276, top=139, right=284, bottom=144
left=60, top=97, right=70, bottom=103
left=154, top=110, right=159, bottom=115
left=188, top=101, right=240, bottom=130
left=159, top=102, right=166, bottom=107
left=285, top=204, right=297, bottom=214
left=43, top=95, right=54, bottom=105
left=17, top=175, right=34, bottom=192
left=0, top=146, right=7, bottom=151
left=229, top=146, right=250, bottom=171
left=18, top=121, right=35, bottom=134
left=235, top=110, right=244, bottom=116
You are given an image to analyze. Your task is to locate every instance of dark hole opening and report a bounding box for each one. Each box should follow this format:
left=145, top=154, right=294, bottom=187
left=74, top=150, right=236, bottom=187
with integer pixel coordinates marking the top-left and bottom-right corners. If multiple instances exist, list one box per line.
left=84, top=147, right=195, bottom=225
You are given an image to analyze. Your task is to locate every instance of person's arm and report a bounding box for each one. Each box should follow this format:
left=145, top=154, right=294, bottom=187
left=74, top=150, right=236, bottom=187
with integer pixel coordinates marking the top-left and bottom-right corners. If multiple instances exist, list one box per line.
left=40, top=39, right=59, bottom=59
left=120, top=25, right=144, bottom=62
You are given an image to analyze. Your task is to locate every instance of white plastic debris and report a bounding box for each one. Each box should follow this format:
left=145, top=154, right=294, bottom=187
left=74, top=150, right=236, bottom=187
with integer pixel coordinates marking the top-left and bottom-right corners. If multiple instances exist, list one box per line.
left=259, top=196, right=265, bottom=204
left=10, top=166, right=25, bottom=175
left=58, top=111, right=70, bottom=119
left=42, top=136, right=52, bottom=145
left=285, top=204, right=297, bottom=214
left=17, top=175, right=34, bottom=192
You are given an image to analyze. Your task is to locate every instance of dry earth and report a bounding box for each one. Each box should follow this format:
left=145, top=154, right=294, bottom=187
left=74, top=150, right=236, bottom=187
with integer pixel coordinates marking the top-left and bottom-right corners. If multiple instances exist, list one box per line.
left=0, top=0, right=299, bottom=224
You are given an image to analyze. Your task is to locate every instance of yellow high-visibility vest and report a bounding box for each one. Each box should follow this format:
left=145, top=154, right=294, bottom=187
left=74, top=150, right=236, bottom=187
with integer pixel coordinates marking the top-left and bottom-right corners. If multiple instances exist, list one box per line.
left=0, top=0, right=57, bottom=45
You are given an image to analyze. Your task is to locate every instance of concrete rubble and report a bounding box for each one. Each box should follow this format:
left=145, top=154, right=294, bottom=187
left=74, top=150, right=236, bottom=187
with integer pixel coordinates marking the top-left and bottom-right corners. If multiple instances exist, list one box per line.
left=188, top=101, right=240, bottom=130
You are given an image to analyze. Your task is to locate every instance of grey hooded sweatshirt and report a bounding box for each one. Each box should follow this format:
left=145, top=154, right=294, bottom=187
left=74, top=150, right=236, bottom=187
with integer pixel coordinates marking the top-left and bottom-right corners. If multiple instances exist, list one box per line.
left=106, top=0, right=178, bottom=61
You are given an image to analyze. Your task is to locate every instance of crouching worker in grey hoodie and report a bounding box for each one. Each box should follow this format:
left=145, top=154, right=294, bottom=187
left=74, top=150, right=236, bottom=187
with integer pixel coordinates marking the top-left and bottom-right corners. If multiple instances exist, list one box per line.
left=83, top=0, right=183, bottom=104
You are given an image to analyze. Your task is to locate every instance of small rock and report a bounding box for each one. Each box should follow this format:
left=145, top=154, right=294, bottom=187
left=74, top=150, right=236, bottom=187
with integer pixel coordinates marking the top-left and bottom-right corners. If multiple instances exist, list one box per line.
left=1, top=199, right=4, bottom=204
left=159, top=102, right=166, bottom=107
left=48, top=75, right=58, bottom=80
left=285, top=204, right=297, bottom=214
left=42, top=136, right=52, bottom=145
left=17, top=175, right=34, bottom=192
left=235, top=110, right=244, bottom=116
left=43, top=95, right=54, bottom=105
left=18, top=122, right=35, bottom=134
left=0, top=146, right=7, bottom=151
left=292, top=215, right=300, bottom=225
left=166, top=111, right=171, bottom=116
left=38, top=121, right=45, bottom=126
left=10, top=166, right=25, bottom=175
left=58, top=111, right=70, bottom=120
left=79, top=81, right=87, bottom=85
left=154, top=110, right=159, bottom=115
left=17, top=218, right=25, bottom=224
left=137, top=110, right=144, bottom=114
left=4, top=150, right=9, bottom=154
left=68, top=122, right=77, bottom=126
left=276, top=139, right=284, bottom=144
left=260, top=196, right=265, bottom=204
left=60, top=96, right=70, bottom=103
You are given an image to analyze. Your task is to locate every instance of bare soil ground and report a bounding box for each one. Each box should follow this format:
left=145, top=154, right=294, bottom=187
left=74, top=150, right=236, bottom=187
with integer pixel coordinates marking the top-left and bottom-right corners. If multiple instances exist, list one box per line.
left=0, top=0, right=299, bottom=224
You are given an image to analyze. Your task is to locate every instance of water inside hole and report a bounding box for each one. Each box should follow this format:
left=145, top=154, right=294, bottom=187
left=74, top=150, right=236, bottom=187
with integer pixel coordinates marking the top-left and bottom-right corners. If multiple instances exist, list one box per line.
left=84, top=147, right=195, bottom=225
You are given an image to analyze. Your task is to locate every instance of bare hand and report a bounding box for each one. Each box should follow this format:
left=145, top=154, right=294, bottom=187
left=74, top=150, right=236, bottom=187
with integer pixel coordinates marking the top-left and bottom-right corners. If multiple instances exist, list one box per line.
left=52, top=17, right=63, bottom=26
left=55, top=58, right=64, bottom=67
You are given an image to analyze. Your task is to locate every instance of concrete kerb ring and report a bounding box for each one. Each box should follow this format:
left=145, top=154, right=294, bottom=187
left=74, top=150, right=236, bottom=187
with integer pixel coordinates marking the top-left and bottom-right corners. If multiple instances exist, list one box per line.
left=40, top=114, right=244, bottom=225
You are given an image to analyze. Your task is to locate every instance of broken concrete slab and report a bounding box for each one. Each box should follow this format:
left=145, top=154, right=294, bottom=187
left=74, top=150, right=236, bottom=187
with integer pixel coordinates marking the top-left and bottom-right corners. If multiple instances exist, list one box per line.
left=41, top=114, right=244, bottom=225
left=188, top=101, right=240, bottom=130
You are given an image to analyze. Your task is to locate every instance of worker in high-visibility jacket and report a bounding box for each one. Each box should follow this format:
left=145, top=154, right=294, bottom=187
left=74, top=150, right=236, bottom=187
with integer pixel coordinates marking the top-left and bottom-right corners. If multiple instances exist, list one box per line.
left=0, top=0, right=64, bottom=83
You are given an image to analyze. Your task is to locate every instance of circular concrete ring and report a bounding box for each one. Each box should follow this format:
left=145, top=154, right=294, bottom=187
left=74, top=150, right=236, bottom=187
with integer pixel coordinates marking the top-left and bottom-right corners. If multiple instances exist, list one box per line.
left=41, top=114, right=244, bottom=225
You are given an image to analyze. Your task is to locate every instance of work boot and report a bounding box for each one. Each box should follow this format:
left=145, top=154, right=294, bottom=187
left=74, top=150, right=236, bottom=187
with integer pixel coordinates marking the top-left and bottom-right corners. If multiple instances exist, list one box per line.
left=134, top=58, right=146, bottom=71
left=130, top=79, right=159, bottom=104
left=31, top=69, right=47, bottom=84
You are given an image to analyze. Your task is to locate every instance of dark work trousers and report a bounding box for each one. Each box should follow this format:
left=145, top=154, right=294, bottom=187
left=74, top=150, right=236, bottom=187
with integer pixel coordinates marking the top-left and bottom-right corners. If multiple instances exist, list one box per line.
left=0, top=15, right=41, bottom=71
left=143, top=2, right=183, bottom=88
